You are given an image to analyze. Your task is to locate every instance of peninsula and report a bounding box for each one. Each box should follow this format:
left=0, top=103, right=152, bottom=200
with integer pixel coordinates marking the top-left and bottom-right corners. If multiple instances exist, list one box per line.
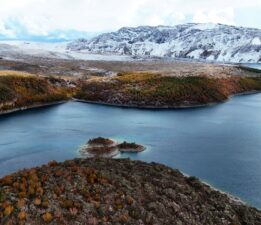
left=0, top=158, right=260, bottom=224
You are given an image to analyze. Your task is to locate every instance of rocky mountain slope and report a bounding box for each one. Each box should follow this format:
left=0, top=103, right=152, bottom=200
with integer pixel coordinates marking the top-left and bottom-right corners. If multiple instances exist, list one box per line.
left=0, top=158, right=260, bottom=225
left=68, top=23, right=261, bottom=63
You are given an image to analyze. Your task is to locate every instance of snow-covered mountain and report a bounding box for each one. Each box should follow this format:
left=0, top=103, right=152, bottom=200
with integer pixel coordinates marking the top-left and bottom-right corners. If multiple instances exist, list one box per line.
left=67, top=23, right=261, bottom=63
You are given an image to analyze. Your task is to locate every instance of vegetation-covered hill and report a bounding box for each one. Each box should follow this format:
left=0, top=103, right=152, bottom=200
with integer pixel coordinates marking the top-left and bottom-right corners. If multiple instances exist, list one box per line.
left=0, top=71, right=73, bottom=112
left=1, top=70, right=261, bottom=111
left=0, top=158, right=260, bottom=224
left=76, top=73, right=261, bottom=108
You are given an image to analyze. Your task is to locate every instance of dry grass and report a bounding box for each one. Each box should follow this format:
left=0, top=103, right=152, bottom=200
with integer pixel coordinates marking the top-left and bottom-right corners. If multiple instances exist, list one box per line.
left=115, top=72, right=159, bottom=82
left=0, top=70, right=34, bottom=77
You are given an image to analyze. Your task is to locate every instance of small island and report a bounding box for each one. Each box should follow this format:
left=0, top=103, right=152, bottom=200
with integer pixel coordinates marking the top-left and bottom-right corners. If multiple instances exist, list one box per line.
left=117, top=141, right=146, bottom=152
left=87, top=137, right=115, bottom=146
left=80, top=137, right=146, bottom=157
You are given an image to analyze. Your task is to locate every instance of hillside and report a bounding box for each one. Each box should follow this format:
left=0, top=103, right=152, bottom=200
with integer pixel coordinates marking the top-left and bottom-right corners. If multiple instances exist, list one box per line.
left=0, top=158, right=260, bottom=225
left=1, top=66, right=260, bottom=111
left=0, top=71, right=72, bottom=113
left=68, top=23, right=261, bottom=63
left=75, top=72, right=261, bottom=108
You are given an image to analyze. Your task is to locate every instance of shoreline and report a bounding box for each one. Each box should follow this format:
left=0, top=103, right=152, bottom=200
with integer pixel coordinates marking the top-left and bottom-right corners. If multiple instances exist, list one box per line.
left=0, top=100, right=67, bottom=116
left=0, top=89, right=260, bottom=117
left=180, top=171, right=255, bottom=210
left=73, top=90, right=261, bottom=110
left=73, top=98, right=221, bottom=109
left=0, top=90, right=260, bottom=117
left=160, top=163, right=259, bottom=210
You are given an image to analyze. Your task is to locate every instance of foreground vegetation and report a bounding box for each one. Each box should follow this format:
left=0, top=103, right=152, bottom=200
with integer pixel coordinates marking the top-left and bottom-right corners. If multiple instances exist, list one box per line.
left=0, top=71, right=74, bottom=112
left=76, top=73, right=261, bottom=108
left=0, top=158, right=260, bottom=224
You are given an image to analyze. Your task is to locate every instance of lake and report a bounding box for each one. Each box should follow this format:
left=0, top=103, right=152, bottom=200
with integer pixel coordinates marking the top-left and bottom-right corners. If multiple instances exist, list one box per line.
left=241, top=63, right=261, bottom=70
left=0, top=95, right=261, bottom=208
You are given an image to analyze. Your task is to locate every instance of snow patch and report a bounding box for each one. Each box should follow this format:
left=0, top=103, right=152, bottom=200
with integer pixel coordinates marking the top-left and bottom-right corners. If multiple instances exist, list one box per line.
left=187, top=49, right=204, bottom=58
left=251, top=37, right=261, bottom=45
left=191, top=23, right=218, bottom=30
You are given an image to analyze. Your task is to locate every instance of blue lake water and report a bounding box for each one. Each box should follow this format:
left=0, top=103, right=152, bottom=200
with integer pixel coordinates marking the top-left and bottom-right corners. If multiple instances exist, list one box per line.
left=0, top=95, right=261, bottom=208
left=241, top=63, right=261, bottom=70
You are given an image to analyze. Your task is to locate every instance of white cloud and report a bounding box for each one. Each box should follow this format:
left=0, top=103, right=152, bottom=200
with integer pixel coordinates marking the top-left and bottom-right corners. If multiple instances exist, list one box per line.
left=193, top=8, right=235, bottom=25
left=0, top=20, right=16, bottom=37
left=0, top=0, right=260, bottom=38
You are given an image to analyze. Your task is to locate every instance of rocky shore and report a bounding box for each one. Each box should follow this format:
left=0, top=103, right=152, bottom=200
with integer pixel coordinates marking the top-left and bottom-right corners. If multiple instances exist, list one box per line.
left=0, top=158, right=260, bottom=225
left=74, top=98, right=220, bottom=109
left=0, top=101, right=67, bottom=116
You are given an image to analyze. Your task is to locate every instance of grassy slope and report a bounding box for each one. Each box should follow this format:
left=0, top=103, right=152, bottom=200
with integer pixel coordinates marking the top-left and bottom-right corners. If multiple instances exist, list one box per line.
left=76, top=73, right=261, bottom=107
left=0, top=71, right=72, bottom=112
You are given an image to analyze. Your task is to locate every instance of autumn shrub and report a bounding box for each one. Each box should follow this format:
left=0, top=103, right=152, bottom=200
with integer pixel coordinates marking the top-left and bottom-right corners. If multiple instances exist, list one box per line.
left=0, top=75, right=70, bottom=110
left=75, top=72, right=261, bottom=106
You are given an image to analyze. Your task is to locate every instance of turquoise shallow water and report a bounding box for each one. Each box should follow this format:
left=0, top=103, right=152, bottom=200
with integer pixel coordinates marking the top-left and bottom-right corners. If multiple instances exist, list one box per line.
left=0, top=94, right=261, bottom=208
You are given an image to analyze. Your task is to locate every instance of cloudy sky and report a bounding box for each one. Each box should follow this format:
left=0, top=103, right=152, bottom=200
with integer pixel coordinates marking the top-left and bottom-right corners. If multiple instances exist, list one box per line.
left=0, top=0, right=260, bottom=40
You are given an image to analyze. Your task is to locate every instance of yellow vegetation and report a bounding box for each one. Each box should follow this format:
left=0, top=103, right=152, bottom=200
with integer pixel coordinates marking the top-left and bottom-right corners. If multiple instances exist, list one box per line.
left=0, top=70, right=34, bottom=77
left=115, top=72, right=159, bottom=82
left=42, top=212, right=53, bottom=223
left=0, top=74, right=72, bottom=111
left=3, top=205, right=14, bottom=217
left=18, top=211, right=27, bottom=220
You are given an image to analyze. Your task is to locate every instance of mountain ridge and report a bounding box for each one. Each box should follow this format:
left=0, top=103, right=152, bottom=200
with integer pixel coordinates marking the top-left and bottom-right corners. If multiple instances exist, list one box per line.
left=68, top=23, right=261, bottom=63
